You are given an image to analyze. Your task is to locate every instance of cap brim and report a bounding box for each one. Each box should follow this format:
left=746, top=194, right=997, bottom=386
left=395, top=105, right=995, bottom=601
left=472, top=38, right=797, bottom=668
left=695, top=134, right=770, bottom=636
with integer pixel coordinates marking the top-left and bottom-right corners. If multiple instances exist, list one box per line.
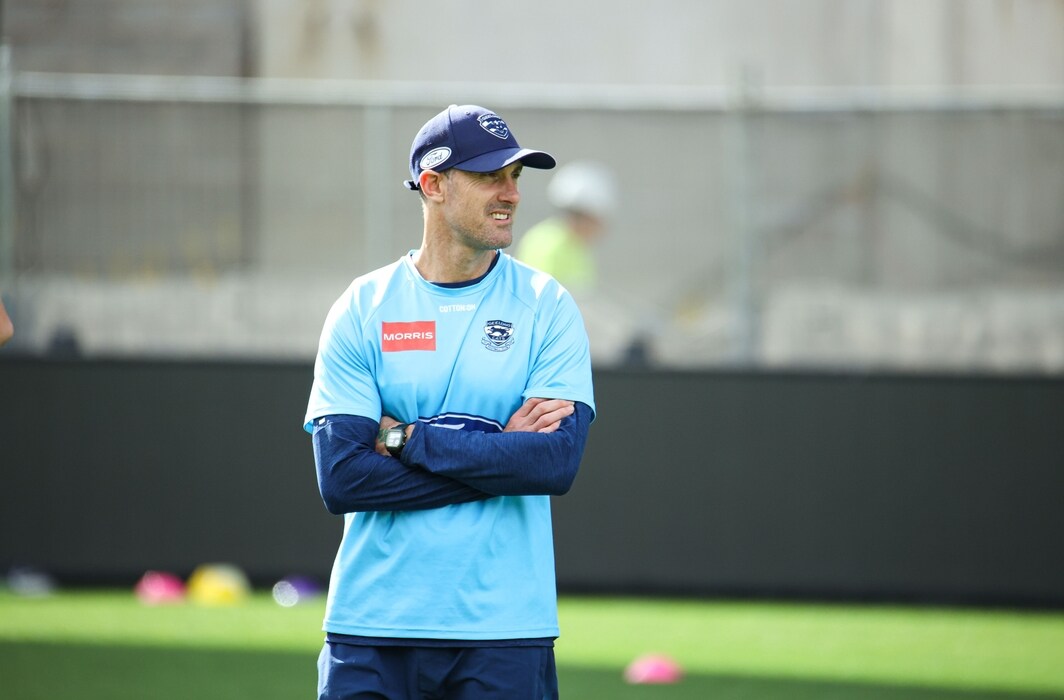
left=453, top=147, right=556, bottom=173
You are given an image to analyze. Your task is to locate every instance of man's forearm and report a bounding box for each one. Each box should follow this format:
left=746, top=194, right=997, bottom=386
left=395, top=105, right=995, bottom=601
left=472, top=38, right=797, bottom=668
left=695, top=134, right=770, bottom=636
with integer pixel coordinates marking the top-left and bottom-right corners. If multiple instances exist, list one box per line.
left=400, top=402, right=592, bottom=496
left=313, top=415, right=492, bottom=514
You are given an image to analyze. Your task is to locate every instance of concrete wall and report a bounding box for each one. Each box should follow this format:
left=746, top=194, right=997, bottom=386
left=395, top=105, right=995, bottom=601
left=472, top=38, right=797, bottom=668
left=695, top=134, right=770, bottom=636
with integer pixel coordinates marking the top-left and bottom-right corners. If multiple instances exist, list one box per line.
left=3, top=0, right=249, bottom=75
left=253, top=1, right=1064, bottom=87
left=7, top=1, right=1062, bottom=85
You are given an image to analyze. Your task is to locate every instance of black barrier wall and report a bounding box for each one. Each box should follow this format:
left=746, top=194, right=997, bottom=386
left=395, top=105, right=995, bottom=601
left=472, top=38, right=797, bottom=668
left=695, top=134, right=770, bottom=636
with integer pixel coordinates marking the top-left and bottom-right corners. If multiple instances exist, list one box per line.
left=1, top=358, right=1062, bottom=606
left=0, top=359, right=338, bottom=583
left=552, top=369, right=1064, bottom=606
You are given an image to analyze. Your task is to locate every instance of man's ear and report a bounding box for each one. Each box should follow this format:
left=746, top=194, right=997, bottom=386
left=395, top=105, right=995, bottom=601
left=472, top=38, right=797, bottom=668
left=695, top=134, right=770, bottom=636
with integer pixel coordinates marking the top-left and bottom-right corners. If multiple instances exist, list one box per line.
left=419, top=170, right=446, bottom=200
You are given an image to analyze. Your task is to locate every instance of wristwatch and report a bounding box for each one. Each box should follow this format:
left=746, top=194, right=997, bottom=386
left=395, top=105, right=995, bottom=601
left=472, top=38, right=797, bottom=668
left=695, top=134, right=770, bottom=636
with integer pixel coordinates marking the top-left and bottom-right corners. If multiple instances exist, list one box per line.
left=382, top=423, right=410, bottom=457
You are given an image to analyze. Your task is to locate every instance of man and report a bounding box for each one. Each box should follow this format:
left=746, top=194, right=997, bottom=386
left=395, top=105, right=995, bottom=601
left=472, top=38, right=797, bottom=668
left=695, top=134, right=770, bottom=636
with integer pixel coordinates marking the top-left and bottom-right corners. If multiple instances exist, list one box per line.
left=304, top=104, right=595, bottom=699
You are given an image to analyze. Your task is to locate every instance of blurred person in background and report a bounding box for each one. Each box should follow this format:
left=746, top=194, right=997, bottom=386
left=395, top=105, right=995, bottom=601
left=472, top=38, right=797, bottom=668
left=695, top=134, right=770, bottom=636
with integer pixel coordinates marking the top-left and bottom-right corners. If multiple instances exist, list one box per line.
left=517, top=162, right=654, bottom=366
left=304, top=104, right=595, bottom=700
left=0, top=296, right=13, bottom=347
left=515, top=160, right=617, bottom=296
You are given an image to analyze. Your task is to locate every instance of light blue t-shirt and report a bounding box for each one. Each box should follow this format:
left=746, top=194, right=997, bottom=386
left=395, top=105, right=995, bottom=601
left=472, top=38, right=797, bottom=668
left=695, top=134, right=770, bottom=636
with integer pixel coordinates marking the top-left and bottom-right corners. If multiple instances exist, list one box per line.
left=304, top=251, right=595, bottom=640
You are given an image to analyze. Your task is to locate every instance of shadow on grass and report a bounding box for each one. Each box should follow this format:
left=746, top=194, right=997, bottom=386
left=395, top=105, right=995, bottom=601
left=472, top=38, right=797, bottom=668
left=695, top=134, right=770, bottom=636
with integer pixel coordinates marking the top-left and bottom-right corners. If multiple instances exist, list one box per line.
left=0, top=640, right=315, bottom=700
left=2, top=641, right=1061, bottom=700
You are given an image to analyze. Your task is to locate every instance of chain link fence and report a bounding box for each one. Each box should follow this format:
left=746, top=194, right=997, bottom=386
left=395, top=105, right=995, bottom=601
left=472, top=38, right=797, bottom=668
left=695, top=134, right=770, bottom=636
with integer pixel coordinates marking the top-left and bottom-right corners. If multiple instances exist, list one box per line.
left=2, top=70, right=1062, bottom=371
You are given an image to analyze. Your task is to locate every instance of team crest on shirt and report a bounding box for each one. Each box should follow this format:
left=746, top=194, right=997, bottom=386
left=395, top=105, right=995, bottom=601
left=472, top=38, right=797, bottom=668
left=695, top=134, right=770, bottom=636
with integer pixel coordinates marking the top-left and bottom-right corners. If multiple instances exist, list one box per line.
left=482, top=320, right=515, bottom=352
left=478, top=114, right=510, bottom=139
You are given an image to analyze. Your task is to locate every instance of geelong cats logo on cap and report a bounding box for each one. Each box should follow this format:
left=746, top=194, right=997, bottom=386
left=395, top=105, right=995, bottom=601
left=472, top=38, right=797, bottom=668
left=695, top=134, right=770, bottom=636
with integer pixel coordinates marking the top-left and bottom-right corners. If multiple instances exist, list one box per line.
left=478, top=114, right=510, bottom=139
left=482, top=320, right=515, bottom=352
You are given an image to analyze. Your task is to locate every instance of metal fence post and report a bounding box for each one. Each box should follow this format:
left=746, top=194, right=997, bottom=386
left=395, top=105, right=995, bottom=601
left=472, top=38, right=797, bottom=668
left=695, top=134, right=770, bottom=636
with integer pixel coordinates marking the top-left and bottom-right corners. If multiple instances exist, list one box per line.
left=725, top=67, right=759, bottom=365
left=0, top=44, right=15, bottom=286
left=361, top=104, right=392, bottom=270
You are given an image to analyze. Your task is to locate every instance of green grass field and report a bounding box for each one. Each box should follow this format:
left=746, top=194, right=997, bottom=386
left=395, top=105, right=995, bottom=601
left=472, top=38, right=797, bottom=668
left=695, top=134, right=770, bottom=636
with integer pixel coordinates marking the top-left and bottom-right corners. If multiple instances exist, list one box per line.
left=2, top=590, right=1063, bottom=699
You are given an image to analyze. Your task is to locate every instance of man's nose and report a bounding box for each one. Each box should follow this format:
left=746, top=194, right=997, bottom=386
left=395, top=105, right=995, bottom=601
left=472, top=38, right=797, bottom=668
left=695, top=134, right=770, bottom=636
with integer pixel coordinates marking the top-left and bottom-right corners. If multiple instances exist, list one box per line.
left=499, top=176, right=520, bottom=203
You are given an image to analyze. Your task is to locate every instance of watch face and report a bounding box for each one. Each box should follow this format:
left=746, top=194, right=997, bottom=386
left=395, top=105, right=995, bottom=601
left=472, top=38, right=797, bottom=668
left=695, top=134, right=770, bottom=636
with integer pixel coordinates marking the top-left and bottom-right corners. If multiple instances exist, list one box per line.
left=385, top=430, right=404, bottom=449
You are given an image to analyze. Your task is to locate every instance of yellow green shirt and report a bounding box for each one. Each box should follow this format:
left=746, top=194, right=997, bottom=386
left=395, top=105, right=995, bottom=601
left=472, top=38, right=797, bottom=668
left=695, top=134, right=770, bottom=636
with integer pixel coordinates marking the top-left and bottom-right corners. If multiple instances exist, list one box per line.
left=515, top=218, right=596, bottom=293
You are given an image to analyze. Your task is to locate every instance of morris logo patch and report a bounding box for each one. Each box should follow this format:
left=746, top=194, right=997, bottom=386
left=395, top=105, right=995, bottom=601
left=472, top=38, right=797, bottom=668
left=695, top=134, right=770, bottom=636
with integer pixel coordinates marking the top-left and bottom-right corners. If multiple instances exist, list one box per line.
left=382, top=321, right=436, bottom=352
left=478, top=114, right=510, bottom=140
left=482, top=320, right=515, bottom=352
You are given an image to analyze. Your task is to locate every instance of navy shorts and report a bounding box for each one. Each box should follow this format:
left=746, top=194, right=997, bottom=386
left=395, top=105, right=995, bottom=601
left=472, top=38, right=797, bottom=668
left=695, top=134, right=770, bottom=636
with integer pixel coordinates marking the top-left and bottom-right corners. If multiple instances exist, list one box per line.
left=317, top=641, right=559, bottom=700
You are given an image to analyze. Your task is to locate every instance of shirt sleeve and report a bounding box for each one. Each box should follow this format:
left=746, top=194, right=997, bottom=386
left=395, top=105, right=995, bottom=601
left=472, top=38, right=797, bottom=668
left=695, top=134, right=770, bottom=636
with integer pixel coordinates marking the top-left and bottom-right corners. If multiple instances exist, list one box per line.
left=523, top=287, right=596, bottom=415
left=312, top=414, right=494, bottom=513
left=399, top=402, right=593, bottom=496
left=304, top=290, right=383, bottom=432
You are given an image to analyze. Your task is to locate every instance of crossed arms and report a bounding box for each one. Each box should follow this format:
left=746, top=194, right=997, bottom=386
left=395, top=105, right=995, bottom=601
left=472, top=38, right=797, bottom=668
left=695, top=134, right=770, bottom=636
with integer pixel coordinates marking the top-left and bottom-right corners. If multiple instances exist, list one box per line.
left=312, top=398, right=593, bottom=514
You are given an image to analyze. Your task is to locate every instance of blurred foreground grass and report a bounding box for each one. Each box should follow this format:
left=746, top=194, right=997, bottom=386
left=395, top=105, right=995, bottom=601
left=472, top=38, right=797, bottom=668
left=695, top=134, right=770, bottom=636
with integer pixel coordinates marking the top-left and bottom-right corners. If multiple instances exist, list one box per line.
left=2, top=590, right=1062, bottom=699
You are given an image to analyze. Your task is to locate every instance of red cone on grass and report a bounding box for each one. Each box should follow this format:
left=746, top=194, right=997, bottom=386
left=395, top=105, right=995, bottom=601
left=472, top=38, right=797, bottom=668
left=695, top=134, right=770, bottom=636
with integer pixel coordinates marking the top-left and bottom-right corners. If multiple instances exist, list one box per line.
left=623, top=654, right=684, bottom=684
left=134, top=570, right=186, bottom=605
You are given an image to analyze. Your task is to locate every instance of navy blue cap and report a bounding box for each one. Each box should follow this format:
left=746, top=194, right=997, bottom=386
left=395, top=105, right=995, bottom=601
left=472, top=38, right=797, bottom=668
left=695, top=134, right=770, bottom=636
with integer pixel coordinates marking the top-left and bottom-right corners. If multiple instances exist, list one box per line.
left=404, top=105, right=556, bottom=191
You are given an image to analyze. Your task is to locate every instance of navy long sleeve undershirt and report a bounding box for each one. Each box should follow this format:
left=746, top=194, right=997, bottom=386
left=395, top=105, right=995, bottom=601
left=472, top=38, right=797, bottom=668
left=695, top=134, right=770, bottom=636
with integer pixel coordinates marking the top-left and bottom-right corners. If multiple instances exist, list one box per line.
left=313, top=402, right=593, bottom=514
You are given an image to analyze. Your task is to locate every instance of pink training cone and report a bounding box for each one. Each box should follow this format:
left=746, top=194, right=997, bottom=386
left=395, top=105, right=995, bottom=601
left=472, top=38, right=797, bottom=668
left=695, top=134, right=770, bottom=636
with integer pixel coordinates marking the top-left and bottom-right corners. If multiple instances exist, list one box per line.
left=623, top=654, right=684, bottom=685
left=134, top=570, right=186, bottom=605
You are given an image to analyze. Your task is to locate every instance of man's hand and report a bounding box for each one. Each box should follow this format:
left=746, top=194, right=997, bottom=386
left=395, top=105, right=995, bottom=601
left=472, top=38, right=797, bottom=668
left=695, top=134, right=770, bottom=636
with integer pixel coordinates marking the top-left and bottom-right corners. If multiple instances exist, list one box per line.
left=504, top=397, right=574, bottom=434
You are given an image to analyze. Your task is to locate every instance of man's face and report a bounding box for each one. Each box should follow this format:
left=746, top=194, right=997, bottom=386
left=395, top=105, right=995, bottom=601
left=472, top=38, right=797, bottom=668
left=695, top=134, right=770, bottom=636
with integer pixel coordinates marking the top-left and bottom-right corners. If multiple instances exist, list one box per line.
left=439, top=163, right=523, bottom=251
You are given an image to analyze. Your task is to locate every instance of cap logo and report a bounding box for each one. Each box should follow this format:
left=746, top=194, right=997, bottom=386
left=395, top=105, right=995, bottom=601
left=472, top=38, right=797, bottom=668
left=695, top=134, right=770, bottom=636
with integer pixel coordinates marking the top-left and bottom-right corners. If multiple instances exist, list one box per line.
left=419, top=147, right=452, bottom=171
left=478, top=114, right=510, bottom=140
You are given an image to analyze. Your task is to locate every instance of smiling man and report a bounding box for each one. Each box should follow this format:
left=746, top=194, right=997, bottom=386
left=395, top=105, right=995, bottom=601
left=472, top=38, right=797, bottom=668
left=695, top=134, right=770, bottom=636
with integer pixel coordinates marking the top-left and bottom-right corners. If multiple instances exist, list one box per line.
left=304, top=105, right=596, bottom=699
